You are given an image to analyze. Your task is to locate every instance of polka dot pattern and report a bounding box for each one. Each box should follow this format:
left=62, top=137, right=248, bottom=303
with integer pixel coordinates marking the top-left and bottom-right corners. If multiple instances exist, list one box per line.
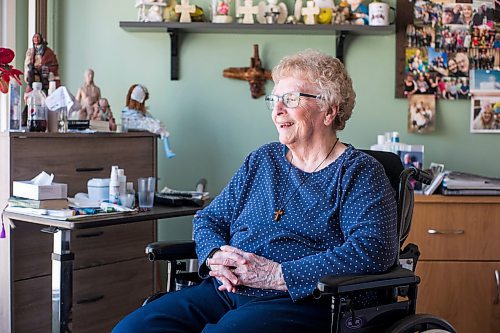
left=193, top=142, right=398, bottom=302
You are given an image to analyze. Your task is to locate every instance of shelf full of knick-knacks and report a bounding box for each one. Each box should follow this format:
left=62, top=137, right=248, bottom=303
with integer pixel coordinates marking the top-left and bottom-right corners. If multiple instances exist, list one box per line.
left=119, top=21, right=394, bottom=80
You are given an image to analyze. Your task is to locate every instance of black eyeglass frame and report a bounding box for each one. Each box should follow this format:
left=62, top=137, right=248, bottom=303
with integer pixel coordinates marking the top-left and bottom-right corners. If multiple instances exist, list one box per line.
left=264, top=92, right=321, bottom=111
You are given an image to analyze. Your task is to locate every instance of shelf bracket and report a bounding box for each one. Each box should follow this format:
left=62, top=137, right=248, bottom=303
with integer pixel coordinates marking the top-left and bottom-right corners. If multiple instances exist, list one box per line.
left=336, top=31, right=348, bottom=64
left=167, top=29, right=179, bottom=80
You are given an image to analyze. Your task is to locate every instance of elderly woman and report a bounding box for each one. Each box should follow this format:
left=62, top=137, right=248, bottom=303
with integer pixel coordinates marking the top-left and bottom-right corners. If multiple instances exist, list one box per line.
left=112, top=50, right=398, bottom=333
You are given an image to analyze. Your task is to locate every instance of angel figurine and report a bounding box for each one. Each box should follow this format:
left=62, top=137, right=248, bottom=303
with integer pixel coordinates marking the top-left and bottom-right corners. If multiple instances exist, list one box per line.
left=256, top=0, right=288, bottom=24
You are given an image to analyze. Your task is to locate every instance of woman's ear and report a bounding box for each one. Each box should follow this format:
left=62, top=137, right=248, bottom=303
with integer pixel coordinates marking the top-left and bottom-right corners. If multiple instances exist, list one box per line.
left=324, top=106, right=338, bottom=126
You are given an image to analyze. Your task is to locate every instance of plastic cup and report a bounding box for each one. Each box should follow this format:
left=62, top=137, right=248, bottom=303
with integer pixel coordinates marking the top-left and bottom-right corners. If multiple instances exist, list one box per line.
left=138, top=177, right=155, bottom=209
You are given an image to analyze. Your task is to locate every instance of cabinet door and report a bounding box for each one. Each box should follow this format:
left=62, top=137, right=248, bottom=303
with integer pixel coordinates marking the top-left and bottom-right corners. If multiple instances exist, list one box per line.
left=13, top=275, right=51, bottom=333
left=416, top=261, right=500, bottom=333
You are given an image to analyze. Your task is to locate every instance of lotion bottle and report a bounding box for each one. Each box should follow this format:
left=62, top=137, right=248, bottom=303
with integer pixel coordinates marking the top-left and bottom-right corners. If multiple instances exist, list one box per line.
left=109, top=166, right=120, bottom=204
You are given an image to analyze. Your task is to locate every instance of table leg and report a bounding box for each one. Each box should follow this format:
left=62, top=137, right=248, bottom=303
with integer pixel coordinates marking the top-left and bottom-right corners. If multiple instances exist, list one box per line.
left=52, top=229, right=74, bottom=333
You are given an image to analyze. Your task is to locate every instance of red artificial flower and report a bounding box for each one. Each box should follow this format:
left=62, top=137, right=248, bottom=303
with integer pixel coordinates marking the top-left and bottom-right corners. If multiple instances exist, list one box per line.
left=0, top=47, right=23, bottom=93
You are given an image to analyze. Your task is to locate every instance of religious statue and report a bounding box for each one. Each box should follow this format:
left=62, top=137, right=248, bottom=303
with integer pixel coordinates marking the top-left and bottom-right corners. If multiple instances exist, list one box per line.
left=256, top=0, right=288, bottom=24
left=223, top=44, right=272, bottom=99
left=24, top=32, right=60, bottom=93
left=88, top=98, right=117, bottom=131
left=75, top=68, right=101, bottom=120
left=346, top=0, right=368, bottom=25
left=301, top=1, right=320, bottom=25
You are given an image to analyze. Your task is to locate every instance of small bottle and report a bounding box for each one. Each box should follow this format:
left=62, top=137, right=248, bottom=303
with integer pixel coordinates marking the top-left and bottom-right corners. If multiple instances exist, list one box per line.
left=118, top=169, right=127, bottom=205
left=109, top=166, right=120, bottom=204
left=27, top=82, right=47, bottom=132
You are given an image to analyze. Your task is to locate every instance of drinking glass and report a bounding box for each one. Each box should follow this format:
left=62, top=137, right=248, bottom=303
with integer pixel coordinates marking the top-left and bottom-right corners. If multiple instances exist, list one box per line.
left=138, top=177, right=155, bottom=210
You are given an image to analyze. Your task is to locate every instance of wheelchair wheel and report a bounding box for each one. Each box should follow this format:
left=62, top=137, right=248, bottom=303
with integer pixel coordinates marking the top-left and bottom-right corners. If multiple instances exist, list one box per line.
left=385, top=314, right=457, bottom=333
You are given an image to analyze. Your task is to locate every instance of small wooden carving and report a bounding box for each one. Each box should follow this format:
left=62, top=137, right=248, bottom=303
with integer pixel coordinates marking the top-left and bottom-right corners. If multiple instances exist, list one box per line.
left=223, top=44, right=272, bottom=99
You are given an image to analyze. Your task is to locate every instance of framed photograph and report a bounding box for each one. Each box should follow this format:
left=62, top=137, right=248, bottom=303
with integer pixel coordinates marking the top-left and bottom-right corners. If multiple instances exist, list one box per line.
left=470, top=69, right=500, bottom=93
left=470, top=96, right=500, bottom=132
left=399, top=145, right=425, bottom=191
left=408, top=94, right=436, bottom=133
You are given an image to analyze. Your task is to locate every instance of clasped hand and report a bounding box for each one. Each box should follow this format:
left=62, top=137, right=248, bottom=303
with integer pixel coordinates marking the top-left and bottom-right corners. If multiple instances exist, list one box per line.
left=207, top=245, right=287, bottom=293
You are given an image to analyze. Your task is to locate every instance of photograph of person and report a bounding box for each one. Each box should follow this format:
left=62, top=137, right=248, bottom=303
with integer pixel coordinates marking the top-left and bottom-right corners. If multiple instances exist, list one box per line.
left=408, top=94, right=436, bottom=133
left=470, top=69, right=500, bottom=92
left=472, top=0, right=495, bottom=30
left=431, top=52, right=469, bottom=77
left=399, top=149, right=425, bottom=191
left=469, top=48, right=498, bottom=70
left=414, top=0, right=441, bottom=27
left=470, top=96, right=500, bottom=132
left=406, top=47, right=429, bottom=76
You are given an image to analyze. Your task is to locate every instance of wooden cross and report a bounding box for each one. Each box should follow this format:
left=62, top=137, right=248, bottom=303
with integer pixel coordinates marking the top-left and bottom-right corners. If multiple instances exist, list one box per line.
left=301, top=1, right=319, bottom=25
left=273, top=209, right=284, bottom=222
left=175, top=0, right=195, bottom=23
left=223, top=44, right=272, bottom=99
left=238, top=0, right=259, bottom=24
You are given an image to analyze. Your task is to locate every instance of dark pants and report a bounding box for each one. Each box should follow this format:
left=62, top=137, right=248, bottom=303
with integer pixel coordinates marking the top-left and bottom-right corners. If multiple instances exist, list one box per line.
left=112, top=278, right=331, bottom=333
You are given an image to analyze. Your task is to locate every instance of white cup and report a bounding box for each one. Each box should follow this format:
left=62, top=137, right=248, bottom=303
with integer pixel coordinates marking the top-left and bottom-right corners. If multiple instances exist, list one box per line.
left=369, top=1, right=390, bottom=26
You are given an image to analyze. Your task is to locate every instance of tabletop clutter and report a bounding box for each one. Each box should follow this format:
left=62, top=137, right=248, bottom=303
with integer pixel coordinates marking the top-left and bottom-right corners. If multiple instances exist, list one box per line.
left=7, top=166, right=210, bottom=220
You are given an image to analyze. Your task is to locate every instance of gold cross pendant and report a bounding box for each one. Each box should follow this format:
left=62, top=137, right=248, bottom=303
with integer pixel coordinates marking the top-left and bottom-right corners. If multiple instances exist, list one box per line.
left=274, top=209, right=284, bottom=222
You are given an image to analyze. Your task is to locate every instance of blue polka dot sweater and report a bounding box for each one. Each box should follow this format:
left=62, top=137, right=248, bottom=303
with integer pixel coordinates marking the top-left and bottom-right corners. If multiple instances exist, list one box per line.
left=193, top=142, right=398, bottom=302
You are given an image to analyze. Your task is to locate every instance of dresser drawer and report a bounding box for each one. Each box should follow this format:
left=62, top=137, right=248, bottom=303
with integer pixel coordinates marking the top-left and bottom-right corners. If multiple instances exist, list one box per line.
left=408, top=202, right=500, bottom=260
left=73, top=221, right=154, bottom=269
left=10, top=134, right=156, bottom=195
left=73, top=258, right=153, bottom=333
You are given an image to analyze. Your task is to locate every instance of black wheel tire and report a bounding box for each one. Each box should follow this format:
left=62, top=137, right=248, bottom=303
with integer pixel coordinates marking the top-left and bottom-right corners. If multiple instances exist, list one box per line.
left=385, top=314, right=457, bottom=333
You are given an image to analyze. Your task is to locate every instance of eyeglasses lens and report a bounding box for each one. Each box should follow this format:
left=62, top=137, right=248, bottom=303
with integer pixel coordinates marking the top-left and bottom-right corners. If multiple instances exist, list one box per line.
left=283, top=93, right=300, bottom=108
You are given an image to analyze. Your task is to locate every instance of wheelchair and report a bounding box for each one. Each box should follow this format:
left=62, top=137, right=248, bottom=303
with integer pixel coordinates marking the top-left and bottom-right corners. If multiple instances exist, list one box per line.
left=144, top=150, right=457, bottom=333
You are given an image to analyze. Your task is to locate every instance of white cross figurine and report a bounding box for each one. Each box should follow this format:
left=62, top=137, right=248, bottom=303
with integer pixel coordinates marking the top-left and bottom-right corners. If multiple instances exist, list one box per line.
left=238, top=0, right=259, bottom=24
left=301, top=1, right=319, bottom=25
left=175, top=0, right=196, bottom=23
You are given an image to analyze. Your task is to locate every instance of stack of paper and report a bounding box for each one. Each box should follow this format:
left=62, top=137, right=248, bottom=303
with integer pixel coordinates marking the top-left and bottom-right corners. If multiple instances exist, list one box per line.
left=441, top=171, right=500, bottom=195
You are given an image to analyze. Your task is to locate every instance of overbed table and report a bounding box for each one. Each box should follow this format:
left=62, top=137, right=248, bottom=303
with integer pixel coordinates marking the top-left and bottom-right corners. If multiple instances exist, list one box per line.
left=5, top=205, right=202, bottom=333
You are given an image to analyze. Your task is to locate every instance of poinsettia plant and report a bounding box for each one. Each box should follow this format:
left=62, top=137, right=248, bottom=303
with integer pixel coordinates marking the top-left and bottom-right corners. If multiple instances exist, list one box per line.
left=0, top=47, right=23, bottom=93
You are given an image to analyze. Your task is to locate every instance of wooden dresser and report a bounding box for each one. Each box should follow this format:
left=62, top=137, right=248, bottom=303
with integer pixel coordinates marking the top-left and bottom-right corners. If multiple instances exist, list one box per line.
left=407, top=195, right=500, bottom=333
left=0, top=132, right=158, bottom=333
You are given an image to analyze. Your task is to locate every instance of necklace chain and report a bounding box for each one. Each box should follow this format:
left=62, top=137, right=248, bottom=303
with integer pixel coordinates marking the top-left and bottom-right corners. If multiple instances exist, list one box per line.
left=274, top=138, right=339, bottom=222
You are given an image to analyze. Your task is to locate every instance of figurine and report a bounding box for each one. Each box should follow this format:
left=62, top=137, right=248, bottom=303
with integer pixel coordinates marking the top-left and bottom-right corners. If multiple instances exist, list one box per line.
left=237, top=0, right=259, bottom=24
left=122, top=84, right=175, bottom=158
left=301, top=1, right=319, bottom=25
left=75, top=68, right=101, bottom=120
left=315, top=0, right=335, bottom=24
left=24, top=32, right=60, bottom=93
left=175, top=0, right=196, bottom=23
left=163, top=0, right=180, bottom=21
left=88, top=98, right=117, bottom=131
left=256, top=0, right=288, bottom=24
left=346, top=0, right=368, bottom=25
left=146, top=5, right=164, bottom=22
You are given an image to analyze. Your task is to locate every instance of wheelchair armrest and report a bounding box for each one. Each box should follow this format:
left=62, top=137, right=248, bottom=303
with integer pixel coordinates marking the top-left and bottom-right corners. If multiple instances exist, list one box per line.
left=146, top=240, right=197, bottom=261
left=315, top=266, right=420, bottom=296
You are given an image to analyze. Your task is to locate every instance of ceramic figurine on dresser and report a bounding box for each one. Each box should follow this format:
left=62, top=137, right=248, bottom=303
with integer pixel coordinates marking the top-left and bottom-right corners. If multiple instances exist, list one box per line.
left=212, top=0, right=233, bottom=23
left=256, top=0, right=288, bottom=24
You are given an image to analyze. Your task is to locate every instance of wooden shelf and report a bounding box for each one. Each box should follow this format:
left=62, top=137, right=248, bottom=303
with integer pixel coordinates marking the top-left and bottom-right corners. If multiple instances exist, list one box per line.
left=119, top=21, right=395, bottom=80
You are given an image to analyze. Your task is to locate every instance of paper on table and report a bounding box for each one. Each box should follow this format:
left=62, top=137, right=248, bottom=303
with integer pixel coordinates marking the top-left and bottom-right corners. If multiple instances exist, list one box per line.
left=30, top=171, right=54, bottom=186
left=45, top=86, right=81, bottom=112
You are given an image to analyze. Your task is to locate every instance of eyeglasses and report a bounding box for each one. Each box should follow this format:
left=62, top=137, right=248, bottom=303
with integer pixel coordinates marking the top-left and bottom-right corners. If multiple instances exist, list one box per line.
left=264, top=92, right=320, bottom=111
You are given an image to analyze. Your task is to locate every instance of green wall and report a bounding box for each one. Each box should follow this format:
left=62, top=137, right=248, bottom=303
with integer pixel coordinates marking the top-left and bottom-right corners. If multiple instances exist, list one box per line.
left=20, top=0, right=500, bottom=239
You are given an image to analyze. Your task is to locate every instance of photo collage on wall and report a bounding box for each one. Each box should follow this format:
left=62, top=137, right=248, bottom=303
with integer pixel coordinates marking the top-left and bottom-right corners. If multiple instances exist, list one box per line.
left=405, top=0, right=500, bottom=133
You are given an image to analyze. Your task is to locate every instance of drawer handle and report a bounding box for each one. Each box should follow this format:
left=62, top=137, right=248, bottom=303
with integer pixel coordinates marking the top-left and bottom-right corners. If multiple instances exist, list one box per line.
left=76, top=231, right=104, bottom=238
left=75, top=167, right=104, bottom=172
left=495, top=270, right=499, bottom=305
left=427, top=229, right=464, bottom=235
left=76, top=295, right=104, bottom=304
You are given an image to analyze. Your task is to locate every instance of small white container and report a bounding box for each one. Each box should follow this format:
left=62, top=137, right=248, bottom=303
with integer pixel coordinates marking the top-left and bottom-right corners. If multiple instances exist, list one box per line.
left=87, top=178, right=110, bottom=202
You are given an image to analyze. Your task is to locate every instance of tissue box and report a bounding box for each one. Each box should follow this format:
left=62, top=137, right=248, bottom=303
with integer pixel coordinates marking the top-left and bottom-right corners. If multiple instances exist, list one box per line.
left=13, top=181, right=68, bottom=200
